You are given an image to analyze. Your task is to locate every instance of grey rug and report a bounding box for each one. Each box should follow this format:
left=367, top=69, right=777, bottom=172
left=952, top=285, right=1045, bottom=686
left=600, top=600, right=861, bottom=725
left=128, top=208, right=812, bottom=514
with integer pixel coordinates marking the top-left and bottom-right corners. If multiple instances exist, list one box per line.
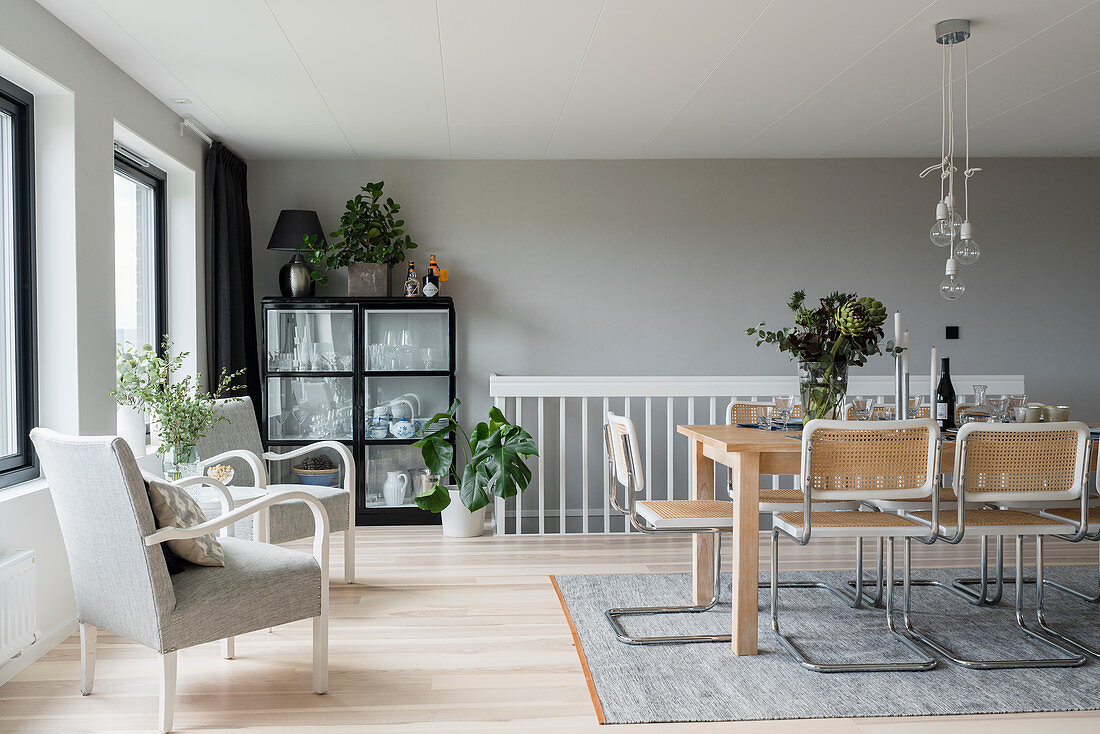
left=552, top=567, right=1100, bottom=723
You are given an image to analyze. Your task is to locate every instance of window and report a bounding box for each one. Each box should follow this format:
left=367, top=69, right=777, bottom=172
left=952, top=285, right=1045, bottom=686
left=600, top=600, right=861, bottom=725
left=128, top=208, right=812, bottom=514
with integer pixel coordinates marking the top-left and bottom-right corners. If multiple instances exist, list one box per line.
left=0, top=75, right=37, bottom=488
left=114, top=149, right=167, bottom=353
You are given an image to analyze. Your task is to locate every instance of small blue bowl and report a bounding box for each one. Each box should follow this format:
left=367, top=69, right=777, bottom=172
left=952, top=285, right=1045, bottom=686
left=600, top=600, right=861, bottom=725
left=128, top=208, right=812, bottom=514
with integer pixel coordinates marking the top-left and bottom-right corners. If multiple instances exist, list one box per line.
left=294, top=470, right=338, bottom=487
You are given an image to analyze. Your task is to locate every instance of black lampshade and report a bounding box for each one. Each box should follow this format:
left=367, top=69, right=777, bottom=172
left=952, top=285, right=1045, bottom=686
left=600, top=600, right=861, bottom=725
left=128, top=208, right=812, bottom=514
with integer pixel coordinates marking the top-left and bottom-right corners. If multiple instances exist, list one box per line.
left=267, top=209, right=327, bottom=251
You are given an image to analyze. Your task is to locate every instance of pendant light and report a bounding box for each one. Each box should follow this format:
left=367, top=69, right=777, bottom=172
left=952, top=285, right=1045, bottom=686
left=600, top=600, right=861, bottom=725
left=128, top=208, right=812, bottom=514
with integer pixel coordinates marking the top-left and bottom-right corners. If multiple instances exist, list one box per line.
left=920, top=19, right=982, bottom=300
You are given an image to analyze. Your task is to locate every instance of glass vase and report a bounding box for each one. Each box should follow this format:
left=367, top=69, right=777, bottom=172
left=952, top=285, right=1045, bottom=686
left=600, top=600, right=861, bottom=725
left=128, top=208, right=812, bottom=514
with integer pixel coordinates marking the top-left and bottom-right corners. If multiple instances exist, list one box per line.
left=162, top=444, right=199, bottom=482
left=798, top=360, right=849, bottom=421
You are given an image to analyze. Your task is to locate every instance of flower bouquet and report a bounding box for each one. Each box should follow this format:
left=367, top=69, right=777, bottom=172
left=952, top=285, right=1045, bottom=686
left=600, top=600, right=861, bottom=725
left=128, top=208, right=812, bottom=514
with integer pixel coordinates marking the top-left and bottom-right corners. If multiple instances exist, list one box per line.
left=746, top=291, right=903, bottom=420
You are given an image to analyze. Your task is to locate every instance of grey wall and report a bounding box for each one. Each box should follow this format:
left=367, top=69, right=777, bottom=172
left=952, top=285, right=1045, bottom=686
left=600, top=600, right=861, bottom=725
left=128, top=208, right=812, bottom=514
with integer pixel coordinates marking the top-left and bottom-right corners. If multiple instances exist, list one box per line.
left=248, top=158, right=1100, bottom=421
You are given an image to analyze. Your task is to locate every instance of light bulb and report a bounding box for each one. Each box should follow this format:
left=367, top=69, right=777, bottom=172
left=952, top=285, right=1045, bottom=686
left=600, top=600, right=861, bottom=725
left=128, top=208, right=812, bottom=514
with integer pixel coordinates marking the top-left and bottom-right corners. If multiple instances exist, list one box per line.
left=940, top=256, right=965, bottom=300
left=929, top=200, right=954, bottom=247
left=955, top=221, right=981, bottom=265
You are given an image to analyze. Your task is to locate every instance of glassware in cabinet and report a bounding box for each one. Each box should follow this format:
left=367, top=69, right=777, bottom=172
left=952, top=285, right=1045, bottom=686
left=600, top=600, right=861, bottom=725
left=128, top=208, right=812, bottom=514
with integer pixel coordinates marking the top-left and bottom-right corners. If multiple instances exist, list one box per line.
left=267, top=308, right=355, bottom=372
left=364, top=308, right=449, bottom=371
left=266, top=376, right=354, bottom=441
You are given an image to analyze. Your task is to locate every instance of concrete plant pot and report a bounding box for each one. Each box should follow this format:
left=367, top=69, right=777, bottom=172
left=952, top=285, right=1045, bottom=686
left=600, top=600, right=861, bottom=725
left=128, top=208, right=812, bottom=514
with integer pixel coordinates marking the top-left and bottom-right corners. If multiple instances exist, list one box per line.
left=347, top=262, right=390, bottom=297
left=440, top=487, right=487, bottom=538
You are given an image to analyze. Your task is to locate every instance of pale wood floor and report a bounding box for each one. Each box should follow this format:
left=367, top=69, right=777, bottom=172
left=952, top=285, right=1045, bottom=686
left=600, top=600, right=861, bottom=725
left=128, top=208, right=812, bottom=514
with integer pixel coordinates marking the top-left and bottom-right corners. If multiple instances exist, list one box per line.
left=2, top=527, right=1099, bottom=733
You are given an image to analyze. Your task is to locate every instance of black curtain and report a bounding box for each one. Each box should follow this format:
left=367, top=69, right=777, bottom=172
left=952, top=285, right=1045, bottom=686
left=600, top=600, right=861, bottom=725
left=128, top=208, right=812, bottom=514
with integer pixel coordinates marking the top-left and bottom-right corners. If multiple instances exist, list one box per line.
left=204, top=142, right=262, bottom=417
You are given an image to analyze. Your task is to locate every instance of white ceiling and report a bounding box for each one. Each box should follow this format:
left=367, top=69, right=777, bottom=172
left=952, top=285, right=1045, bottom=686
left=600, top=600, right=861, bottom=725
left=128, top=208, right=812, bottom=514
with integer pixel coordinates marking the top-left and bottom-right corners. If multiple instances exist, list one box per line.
left=35, top=0, right=1100, bottom=160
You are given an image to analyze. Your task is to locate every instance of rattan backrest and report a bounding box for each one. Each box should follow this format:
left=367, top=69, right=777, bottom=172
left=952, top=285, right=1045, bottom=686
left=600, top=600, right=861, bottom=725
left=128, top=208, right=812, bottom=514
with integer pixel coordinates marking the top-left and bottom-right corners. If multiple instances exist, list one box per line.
left=606, top=412, right=645, bottom=494
left=801, top=419, right=939, bottom=500
left=726, top=401, right=803, bottom=425
left=843, top=403, right=931, bottom=420
left=955, top=421, right=1089, bottom=502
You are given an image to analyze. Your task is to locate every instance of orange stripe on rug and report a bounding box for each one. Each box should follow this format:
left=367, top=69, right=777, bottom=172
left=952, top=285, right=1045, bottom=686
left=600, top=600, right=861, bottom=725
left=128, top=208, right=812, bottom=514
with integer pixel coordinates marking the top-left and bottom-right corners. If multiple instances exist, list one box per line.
left=550, top=574, right=606, bottom=725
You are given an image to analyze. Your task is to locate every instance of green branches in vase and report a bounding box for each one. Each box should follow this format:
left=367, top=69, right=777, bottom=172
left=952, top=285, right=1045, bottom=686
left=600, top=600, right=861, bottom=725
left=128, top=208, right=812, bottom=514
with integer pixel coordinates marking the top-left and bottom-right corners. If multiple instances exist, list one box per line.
left=746, top=290, right=904, bottom=420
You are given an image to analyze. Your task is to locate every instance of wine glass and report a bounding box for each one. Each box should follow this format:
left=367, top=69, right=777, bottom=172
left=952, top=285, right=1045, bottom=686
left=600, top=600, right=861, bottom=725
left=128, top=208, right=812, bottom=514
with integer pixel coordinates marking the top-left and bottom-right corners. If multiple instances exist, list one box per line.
left=774, top=395, right=796, bottom=430
left=908, top=395, right=924, bottom=419
left=987, top=394, right=1009, bottom=423
left=1008, top=394, right=1028, bottom=422
left=851, top=397, right=873, bottom=421
left=421, top=347, right=435, bottom=370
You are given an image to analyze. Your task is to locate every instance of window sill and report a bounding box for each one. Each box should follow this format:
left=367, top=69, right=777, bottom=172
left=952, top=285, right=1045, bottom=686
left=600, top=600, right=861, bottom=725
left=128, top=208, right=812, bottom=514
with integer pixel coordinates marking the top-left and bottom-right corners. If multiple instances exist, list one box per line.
left=0, top=476, right=48, bottom=502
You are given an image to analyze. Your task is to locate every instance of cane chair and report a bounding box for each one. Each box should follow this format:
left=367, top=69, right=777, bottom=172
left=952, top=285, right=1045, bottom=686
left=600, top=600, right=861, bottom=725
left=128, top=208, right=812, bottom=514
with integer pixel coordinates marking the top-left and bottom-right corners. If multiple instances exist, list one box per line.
left=844, top=404, right=931, bottom=420
left=603, top=412, right=733, bottom=645
left=195, top=397, right=356, bottom=583
left=31, top=429, right=330, bottom=733
left=770, top=419, right=941, bottom=672
left=898, top=422, right=1090, bottom=669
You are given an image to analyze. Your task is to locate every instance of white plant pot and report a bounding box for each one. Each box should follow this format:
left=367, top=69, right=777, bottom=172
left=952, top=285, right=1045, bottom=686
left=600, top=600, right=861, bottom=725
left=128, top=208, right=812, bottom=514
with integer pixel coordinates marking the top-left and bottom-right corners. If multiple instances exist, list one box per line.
left=116, top=405, right=147, bottom=458
left=440, top=487, right=487, bottom=538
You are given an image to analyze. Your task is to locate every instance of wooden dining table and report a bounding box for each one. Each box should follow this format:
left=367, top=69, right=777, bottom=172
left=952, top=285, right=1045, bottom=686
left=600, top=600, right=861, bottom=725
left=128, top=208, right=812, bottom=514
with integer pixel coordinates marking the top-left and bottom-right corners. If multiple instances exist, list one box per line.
left=675, top=422, right=1097, bottom=656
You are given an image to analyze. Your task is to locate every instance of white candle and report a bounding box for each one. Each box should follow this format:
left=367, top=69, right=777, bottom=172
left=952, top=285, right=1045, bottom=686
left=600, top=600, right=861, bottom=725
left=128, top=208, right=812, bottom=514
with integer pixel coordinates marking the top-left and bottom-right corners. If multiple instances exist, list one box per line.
left=930, top=345, right=938, bottom=401
left=901, top=329, right=910, bottom=377
left=894, top=311, right=902, bottom=345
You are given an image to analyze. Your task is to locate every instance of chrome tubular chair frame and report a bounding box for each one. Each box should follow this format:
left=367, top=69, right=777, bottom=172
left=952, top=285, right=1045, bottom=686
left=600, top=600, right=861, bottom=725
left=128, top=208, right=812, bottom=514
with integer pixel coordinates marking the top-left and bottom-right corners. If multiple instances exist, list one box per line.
left=770, top=420, right=941, bottom=673
left=602, top=420, right=732, bottom=645
left=897, top=422, right=1091, bottom=669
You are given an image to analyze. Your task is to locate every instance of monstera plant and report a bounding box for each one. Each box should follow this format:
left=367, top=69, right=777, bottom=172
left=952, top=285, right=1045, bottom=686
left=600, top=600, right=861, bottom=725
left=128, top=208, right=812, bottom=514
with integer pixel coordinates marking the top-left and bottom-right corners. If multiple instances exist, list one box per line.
left=413, top=399, right=538, bottom=513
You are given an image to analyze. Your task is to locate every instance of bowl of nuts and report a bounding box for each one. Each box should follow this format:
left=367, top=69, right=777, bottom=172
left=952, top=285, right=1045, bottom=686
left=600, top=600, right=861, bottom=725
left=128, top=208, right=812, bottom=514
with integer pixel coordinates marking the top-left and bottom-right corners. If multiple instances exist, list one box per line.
left=205, top=464, right=234, bottom=484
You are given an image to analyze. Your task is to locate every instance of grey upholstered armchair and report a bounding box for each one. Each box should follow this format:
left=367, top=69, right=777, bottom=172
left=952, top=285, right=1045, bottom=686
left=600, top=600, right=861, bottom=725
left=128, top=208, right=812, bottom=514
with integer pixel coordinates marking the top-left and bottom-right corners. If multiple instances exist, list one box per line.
left=195, top=397, right=356, bottom=583
left=31, top=428, right=330, bottom=734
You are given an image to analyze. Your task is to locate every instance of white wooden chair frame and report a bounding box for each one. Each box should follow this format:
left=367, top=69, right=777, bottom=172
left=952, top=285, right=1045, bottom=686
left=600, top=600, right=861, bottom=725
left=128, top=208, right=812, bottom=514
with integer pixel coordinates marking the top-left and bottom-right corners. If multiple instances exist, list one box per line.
left=198, top=440, right=356, bottom=584
left=78, top=477, right=331, bottom=734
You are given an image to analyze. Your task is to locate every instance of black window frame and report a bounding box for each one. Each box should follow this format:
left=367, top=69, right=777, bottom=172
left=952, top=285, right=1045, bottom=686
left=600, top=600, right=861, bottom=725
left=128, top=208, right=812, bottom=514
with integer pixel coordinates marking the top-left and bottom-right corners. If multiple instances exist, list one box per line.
left=0, top=75, right=38, bottom=488
left=113, top=149, right=168, bottom=356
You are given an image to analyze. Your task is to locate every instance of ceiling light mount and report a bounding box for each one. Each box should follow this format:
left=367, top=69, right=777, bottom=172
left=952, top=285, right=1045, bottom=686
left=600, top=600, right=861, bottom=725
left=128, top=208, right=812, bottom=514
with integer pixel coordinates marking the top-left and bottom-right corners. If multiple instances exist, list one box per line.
left=935, top=19, right=970, bottom=46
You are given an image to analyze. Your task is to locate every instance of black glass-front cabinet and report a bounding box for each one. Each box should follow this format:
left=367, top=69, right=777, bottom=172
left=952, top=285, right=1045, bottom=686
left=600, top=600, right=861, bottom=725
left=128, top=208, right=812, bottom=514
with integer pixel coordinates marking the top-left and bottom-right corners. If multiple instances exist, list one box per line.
left=261, top=296, right=456, bottom=525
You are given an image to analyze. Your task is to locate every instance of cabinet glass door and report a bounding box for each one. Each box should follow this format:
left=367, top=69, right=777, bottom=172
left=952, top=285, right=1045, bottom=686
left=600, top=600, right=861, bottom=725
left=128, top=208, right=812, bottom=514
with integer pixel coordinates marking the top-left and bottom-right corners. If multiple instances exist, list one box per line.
left=267, top=376, right=354, bottom=441
left=267, top=309, right=355, bottom=372
left=363, top=444, right=434, bottom=508
left=364, top=309, right=449, bottom=372
left=364, top=376, right=451, bottom=440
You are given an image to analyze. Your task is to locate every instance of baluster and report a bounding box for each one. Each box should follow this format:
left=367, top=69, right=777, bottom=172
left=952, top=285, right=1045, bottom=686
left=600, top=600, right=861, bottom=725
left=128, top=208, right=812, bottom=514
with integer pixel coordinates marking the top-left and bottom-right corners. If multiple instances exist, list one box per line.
left=538, top=397, right=545, bottom=535
left=494, top=396, right=506, bottom=535
left=515, top=398, right=523, bottom=536
left=581, top=398, right=589, bottom=535
left=666, top=397, right=674, bottom=500
left=602, top=396, right=610, bottom=533
left=623, top=397, right=631, bottom=534
left=709, top=397, right=718, bottom=492
left=644, top=397, right=653, bottom=501
left=559, top=397, right=566, bottom=534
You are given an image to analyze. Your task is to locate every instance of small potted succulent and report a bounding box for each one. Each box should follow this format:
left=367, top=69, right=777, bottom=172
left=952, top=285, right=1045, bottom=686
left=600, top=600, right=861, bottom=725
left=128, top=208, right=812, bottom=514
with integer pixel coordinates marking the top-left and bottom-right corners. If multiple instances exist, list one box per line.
left=292, top=455, right=340, bottom=486
left=413, top=399, right=538, bottom=537
left=302, top=181, right=417, bottom=296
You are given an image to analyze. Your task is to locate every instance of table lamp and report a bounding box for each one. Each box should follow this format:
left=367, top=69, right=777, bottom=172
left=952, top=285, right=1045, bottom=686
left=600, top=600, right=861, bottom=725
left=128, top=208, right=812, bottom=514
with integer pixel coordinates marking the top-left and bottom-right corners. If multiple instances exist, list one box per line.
left=267, top=209, right=326, bottom=297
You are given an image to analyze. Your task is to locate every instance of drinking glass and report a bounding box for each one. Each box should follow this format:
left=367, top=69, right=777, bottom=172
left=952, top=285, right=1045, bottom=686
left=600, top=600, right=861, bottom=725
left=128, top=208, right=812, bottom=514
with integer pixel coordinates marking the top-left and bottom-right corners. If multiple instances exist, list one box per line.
left=987, top=394, right=1009, bottom=423
left=368, top=343, right=385, bottom=371
left=421, top=347, right=435, bottom=370
left=774, top=395, right=796, bottom=430
left=757, top=405, right=773, bottom=430
left=400, top=329, right=415, bottom=347
left=851, top=397, right=873, bottom=421
left=972, top=384, right=988, bottom=408
left=878, top=405, right=896, bottom=420
left=1008, top=394, right=1028, bottom=422
left=908, top=395, right=923, bottom=419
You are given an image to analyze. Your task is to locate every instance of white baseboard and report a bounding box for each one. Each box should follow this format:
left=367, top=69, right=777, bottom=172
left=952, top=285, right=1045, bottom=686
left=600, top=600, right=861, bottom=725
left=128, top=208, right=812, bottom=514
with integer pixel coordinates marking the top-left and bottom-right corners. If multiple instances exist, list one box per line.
left=0, top=615, right=77, bottom=687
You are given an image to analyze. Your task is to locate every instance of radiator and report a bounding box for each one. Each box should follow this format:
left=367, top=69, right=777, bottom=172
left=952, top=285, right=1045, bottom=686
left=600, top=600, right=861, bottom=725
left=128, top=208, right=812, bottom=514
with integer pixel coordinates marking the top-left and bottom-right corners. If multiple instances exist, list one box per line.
left=0, top=550, right=37, bottom=664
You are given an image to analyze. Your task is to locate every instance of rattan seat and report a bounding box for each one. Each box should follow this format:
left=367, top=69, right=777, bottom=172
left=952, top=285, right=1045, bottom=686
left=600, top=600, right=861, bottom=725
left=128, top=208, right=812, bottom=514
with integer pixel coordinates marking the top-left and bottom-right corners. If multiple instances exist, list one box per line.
left=635, top=500, right=734, bottom=529
left=866, top=486, right=959, bottom=511
left=1040, top=507, right=1100, bottom=531
left=758, top=488, right=859, bottom=512
left=773, top=510, right=929, bottom=538
left=910, top=509, right=1074, bottom=536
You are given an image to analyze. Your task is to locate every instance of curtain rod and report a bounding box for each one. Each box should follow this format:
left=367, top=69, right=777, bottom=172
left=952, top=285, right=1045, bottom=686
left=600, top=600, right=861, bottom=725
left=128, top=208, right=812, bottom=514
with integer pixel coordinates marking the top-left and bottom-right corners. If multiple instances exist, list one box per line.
left=179, top=118, right=214, bottom=146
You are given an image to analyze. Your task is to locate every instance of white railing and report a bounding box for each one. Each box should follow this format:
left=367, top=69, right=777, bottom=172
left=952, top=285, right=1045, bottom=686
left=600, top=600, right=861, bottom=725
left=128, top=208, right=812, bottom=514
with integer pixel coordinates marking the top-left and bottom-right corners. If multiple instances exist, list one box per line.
left=489, top=374, right=1026, bottom=535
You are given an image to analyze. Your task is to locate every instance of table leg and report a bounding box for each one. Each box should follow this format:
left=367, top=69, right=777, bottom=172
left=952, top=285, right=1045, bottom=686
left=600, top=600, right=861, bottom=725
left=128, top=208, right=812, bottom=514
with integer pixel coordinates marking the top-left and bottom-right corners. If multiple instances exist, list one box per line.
left=730, top=451, right=760, bottom=655
left=690, top=439, right=715, bottom=605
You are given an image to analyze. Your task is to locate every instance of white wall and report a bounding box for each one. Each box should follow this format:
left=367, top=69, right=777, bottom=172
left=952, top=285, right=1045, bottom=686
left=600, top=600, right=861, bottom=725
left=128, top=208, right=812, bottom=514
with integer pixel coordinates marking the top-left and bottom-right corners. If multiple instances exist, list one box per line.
left=247, top=158, right=1100, bottom=425
left=0, top=0, right=206, bottom=684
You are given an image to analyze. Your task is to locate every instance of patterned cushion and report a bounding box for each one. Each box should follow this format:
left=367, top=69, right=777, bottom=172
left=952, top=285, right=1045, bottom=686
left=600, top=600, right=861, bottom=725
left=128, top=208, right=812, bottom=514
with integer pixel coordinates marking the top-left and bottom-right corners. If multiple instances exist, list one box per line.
left=146, top=477, right=225, bottom=567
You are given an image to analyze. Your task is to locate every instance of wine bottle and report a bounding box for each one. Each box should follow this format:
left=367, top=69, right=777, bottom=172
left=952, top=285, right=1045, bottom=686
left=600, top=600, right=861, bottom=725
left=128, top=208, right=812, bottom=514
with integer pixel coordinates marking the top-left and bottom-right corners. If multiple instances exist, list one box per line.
left=422, top=254, right=440, bottom=297
left=935, top=357, right=956, bottom=430
left=403, top=261, right=420, bottom=297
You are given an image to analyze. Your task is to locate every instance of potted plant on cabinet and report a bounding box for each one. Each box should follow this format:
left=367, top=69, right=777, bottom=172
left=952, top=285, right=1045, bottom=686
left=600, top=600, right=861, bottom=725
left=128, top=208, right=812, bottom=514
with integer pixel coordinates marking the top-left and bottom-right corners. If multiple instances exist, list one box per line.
left=302, top=180, right=418, bottom=296
left=412, top=399, right=538, bottom=537
left=110, top=337, right=245, bottom=480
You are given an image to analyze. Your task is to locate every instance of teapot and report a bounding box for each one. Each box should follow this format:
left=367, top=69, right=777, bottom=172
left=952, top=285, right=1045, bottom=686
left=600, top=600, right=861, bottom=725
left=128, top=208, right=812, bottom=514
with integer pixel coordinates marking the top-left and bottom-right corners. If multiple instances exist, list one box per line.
left=389, top=416, right=416, bottom=439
